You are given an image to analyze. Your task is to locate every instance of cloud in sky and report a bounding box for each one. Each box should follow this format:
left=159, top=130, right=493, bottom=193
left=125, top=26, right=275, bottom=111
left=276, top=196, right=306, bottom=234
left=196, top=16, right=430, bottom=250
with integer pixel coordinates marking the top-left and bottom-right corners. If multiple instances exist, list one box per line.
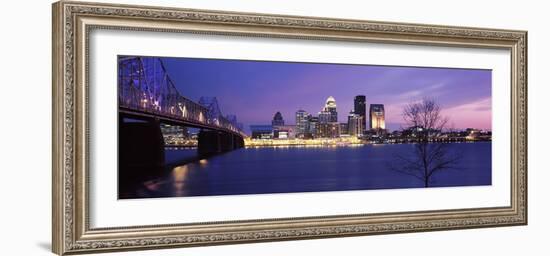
left=442, top=97, right=492, bottom=129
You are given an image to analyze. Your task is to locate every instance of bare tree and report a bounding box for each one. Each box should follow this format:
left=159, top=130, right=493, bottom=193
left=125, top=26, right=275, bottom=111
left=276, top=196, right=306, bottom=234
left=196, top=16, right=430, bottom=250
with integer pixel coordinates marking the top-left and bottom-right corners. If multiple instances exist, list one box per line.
left=391, top=98, right=461, bottom=187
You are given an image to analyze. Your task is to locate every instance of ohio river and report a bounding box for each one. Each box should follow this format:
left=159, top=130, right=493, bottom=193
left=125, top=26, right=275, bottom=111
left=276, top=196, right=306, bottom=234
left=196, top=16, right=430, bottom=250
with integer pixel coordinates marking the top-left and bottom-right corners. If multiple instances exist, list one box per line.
left=120, top=142, right=491, bottom=199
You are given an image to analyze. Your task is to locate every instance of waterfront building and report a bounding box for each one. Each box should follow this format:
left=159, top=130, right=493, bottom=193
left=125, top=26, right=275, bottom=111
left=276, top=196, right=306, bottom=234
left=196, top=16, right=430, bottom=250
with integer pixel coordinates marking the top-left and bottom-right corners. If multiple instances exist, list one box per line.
left=160, top=124, right=190, bottom=146
left=316, top=96, right=340, bottom=137
left=354, top=95, right=367, bottom=133
left=160, top=124, right=188, bottom=137
left=339, top=123, right=349, bottom=135
left=318, top=110, right=331, bottom=123
left=318, top=122, right=340, bottom=138
left=295, top=110, right=310, bottom=137
left=272, top=111, right=285, bottom=126
left=348, top=111, right=364, bottom=137
left=250, top=125, right=273, bottom=139
left=274, top=130, right=289, bottom=139
left=308, top=116, right=319, bottom=138
left=273, top=125, right=296, bottom=139
left=369, top=104, right=386, bottom=130
left=329, top=123, right=341, bottom=138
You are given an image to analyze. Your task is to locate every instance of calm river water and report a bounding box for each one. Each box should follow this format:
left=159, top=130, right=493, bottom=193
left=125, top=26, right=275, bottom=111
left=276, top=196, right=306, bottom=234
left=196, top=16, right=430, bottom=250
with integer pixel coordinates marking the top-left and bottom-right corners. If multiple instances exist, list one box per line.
left=120, top=142, right=491, bottom=199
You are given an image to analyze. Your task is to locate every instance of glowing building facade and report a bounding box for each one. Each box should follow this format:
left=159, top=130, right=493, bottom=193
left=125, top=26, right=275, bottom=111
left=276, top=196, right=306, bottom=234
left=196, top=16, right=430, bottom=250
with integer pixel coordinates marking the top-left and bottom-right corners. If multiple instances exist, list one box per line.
left=369, top=104, right=385, bottom=130
left=316, top=96, right=340, bottom=138
left=324, top=96, right=338, bottom=123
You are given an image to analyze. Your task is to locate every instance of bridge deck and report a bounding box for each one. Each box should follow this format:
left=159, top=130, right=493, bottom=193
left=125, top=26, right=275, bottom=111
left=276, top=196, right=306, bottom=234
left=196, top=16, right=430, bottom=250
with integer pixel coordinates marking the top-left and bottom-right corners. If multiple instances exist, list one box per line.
left=119, top=107, right=244, bottom=138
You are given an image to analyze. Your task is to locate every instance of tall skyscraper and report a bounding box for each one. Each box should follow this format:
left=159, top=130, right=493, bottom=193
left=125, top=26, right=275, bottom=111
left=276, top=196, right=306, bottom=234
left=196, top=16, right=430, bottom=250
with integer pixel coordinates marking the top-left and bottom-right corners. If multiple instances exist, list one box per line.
left=315, top=96, right=340, bottom=138
left=295, top=110, right=309, bottom=136
left=324, top=96, right=338, bottom=123
left=318, top=110, right=331, bottom=123
left=354, top=95, right=366, bottom=133
left=369, top=104, right=385, bottom=130
left=272, top=111, right=285, bottom=126
left=308, top=116, right=319, bottom=137
left=348, top=111, right=364, bottom=137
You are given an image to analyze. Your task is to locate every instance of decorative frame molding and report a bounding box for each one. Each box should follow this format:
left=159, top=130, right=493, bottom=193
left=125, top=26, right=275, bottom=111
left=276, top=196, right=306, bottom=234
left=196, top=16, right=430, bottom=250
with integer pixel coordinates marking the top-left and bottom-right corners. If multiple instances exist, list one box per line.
left=52, top=1, right=527, bottom=255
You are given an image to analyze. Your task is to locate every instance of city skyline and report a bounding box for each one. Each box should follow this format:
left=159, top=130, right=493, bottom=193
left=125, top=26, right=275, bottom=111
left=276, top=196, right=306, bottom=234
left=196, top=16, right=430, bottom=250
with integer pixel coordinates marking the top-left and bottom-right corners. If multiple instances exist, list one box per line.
left=118, top=56, right=493, bottom=200
left=161, top=56, right=492, bottom=133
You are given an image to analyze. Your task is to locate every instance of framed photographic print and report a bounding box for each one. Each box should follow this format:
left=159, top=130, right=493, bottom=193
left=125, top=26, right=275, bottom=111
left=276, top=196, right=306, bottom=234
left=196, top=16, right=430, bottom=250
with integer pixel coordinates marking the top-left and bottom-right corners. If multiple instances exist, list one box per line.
left=52, top=1, right=527, bottom=255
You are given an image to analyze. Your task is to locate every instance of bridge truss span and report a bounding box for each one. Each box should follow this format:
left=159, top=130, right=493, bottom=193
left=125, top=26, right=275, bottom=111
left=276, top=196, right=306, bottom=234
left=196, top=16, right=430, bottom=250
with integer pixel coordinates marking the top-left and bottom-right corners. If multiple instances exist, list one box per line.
left=118, top=56, right=246, bottom=137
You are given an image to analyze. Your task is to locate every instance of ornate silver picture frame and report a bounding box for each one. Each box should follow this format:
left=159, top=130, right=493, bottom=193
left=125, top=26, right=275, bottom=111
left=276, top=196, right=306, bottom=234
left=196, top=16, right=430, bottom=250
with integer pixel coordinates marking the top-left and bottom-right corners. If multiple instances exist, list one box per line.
left=52, top=1, right=527, bottom=255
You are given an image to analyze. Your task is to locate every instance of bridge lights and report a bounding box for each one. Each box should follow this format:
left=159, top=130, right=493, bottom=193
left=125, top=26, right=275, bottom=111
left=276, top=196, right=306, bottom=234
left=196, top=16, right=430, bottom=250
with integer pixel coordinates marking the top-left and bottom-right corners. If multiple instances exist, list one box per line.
left=152, top=100, right=160, bottom=111
left=199, top=112, right=205, bottom=123
left=177, top=103, right=188, bottom=118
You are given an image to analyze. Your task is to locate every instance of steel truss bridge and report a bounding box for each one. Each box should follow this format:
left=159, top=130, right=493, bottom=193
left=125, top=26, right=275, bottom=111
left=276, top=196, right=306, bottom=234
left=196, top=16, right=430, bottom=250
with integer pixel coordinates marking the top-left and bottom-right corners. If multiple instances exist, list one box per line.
left=118, top=57, right=246, bottom=173
left=118, top=56, right=246, bottom=138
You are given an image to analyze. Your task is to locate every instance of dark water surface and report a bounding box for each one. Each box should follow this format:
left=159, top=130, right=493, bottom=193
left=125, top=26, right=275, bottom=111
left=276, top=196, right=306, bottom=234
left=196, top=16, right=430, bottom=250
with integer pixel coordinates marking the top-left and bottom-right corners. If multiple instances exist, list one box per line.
left=121, top=142, right=491, bottom=199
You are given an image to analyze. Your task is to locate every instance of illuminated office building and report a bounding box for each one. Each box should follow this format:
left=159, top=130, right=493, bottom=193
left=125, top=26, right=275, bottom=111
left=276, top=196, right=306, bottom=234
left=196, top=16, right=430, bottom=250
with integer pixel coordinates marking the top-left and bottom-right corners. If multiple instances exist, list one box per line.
left=354, top=95, right=367, bottom=133
left=250, top=125, right=273, bottom=139
left=318, top=110, right=331, bottom=123
left=308, top=116, right=319, bottom=138
left=273, top=125, right=296, bottom=139
left=339, top=123, right=349, bottom=135
left=318, top=122, right=340, bottom=138
left=348, top=111, right=364, bottom=137
left=272, top=111, right=285, bottom=126
left=324, top=96, right=338, bottom=123
left=316, top=96, right=340, bottom=137
left=369, top=104, right=386, bottom=130
left=295, top=110, right=310, bottom=137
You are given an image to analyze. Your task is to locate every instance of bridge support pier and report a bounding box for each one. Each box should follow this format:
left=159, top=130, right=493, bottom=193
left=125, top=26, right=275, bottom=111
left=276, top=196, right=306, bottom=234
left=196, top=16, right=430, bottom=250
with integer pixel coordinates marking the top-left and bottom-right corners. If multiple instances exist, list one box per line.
left=198, top=130, right=222, bottom=157
left=198, top=130, right=244, bottom=157
left=119, top=116, right=165, bottom=186
left=220, top=132, right=234, bottom=152
left=233, top=134, right=244, bottom=149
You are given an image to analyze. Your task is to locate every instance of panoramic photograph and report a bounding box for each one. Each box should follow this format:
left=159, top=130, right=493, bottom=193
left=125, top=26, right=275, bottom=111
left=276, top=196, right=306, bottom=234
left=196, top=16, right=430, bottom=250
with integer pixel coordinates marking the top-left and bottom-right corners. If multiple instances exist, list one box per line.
left=118, top=56, right=492, bottom=199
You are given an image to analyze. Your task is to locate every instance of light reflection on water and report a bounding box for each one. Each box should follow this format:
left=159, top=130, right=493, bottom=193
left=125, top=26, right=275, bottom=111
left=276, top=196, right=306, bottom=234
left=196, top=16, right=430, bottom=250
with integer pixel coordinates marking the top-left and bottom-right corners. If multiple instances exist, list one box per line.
left=170, top=159, right=209, bottom=196
left=125, top=142, right=491, bottom=199
left=172, top=165, right=189, bottom=197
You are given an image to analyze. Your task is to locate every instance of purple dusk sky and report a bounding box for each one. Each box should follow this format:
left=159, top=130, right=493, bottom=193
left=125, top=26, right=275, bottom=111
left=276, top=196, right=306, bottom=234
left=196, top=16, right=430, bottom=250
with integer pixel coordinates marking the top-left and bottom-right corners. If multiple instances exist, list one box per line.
left=160, top=57, right=492, bottom=132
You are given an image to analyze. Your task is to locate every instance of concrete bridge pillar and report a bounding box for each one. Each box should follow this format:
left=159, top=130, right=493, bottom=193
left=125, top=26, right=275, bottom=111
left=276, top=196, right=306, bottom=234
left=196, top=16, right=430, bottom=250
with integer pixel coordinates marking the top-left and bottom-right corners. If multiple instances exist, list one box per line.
left=232, top=134, right=244, bottom=149
left=118, top=116, right=165, bottom=185
left=236, top=135, right=244, bottom=148
left=198, top=130, right=244, bottom=157
left=220, top=132, right=234, bottom=152
left=198, top=130, right=222, bottom=157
